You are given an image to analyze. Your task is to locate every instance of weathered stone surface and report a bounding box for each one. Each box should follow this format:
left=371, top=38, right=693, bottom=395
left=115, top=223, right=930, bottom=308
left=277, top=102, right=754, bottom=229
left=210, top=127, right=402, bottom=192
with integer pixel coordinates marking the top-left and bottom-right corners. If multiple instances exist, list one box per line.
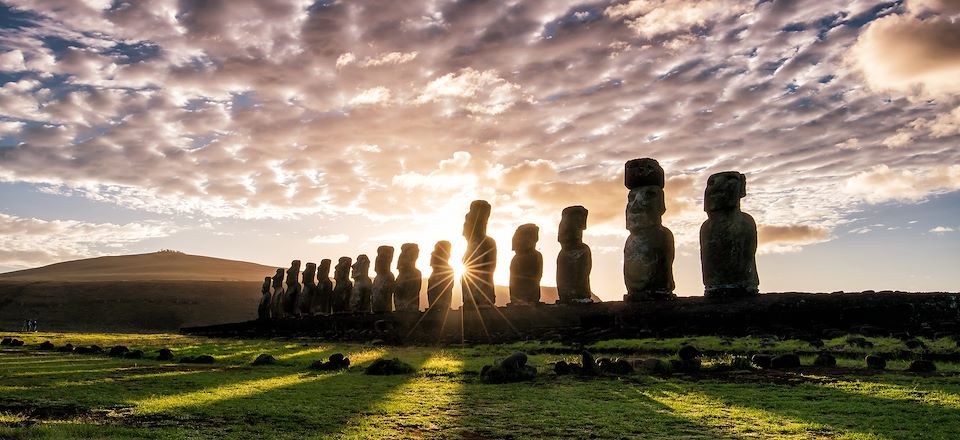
left=310, top=353, right=351, bottom=371
left=180, top=354, right=215, bottom=364
left=557, top=206, right=593, bottom=304
left=365, top=358, right=414, bottom=375
left=700, top=171, right=759, bottom=297
left=156, top=348, right=174, bottom=361
left=252, top=353, right=276, bottom=366
left=427, top=241, right=454, bottom=311
left=462, top=200, right=497, bottom=308
left=38, top=341, right=55, bottom=350
left=395, top=243, right=422, bottom=312
left=813, top=353, right=837, bottom=367
left=108, top=345, right=129, bottom=357
left=751, top=353, right=773, bottom=368
left=298, top=262, right=317, bottom=316
left=480, top=352, right=536, bottom=383
left=371, top=246, right=396, bottom=313
left=623, top=158, right=675, bottom=302
left=908, top=359, right=936, bottom=372
left=283, top=260, right=302, bottom=317
left=270, top=268, right=285, bottom=319
left=123, top=349, right=144, bottom=359
left=509, top=224, right=543, bottom=305
left=258, top=276, right=272, bottom=320
left=770, top=353, right=801, bottom=369
left=678, top=345, right=700, bottom=361
left=866, top=354, right=887, bottom=370
left=350, top=255, right=372, bottom=313
left=315, top=259, right=333, bottom=315
left=331, top=257, right=353, bottom=313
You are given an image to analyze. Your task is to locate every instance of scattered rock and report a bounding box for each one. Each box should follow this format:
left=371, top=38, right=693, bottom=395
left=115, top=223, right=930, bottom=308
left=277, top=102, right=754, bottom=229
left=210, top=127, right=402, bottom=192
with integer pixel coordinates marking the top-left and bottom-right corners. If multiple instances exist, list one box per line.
left=56, top=344, right=75, bottom=353
left=553, top=360, right=572, bottom=375
left=600, top=358, right=634, bottom=375
left=180, top=355, right=215, bottom=364
left=366, top=358, right=414, bottom=376
left=904, top=339, right=926, bottom=350
left=751, top=353, right=773, bottom=369
left=865, top=354, right=886, bottom=370
left=0, top=337, right=10, bottom=345
left=252, top=354, right=276, bottom=366
left=310, top=353, right=351, bottom=371
left=770, top=353, right=801, bottom=369
left=156, top=348, right=174, bottom=361
left=9, top=339, right=24, bottom=347
left=813, top=353, right=837, bottom=367
left=38, top=341, right=55, bottom=350
left=677, top=345, right=700, bottom=361
left=579, top=351, right=600, bottom=376
left=480, top=352, right=536, bottom=383
left=634, top=358, right=669, bottom=374
left=907, top=360, right=936, bottom=373
left=108, top=346, right=130, bottom=357
left=123, top=350, right=144, bottom=359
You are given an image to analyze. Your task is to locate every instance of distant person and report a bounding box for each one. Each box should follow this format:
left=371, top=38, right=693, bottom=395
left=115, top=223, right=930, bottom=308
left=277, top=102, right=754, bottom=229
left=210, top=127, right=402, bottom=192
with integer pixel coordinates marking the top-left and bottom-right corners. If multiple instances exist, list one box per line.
left=31, top=320, right=38, bottom=332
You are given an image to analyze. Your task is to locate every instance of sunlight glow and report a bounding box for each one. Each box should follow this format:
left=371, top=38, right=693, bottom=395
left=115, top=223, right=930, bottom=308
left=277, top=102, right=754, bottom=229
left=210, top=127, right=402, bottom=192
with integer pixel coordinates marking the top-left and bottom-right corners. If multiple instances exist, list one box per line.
left=130, top=373, right=322, bottom=413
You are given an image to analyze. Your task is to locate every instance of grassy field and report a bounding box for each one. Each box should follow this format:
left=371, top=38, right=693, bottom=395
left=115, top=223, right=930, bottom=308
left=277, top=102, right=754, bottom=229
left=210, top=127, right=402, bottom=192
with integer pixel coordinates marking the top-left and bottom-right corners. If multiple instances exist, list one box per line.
left=1, top=333, right=959, bottom=439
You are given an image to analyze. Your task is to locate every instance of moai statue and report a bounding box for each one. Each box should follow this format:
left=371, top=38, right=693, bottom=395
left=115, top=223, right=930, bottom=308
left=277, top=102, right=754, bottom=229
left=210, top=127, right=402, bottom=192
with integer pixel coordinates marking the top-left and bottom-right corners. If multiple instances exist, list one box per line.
left=427, top=241, right=454, bottom=311
left=350, top=254, right=373, bottom=313
left=258, top=276, right=272, bottom=320
left=315, top=259, right=333, bottom=315
left=462, top=200, right=497, bottom=308
left=556, top=206, right=593, bottom=304
left=331, top=257, right=353, bottom=313
left=270, top=268, right=285, bottom=319
left=371, top=246, right=396, bottom=313
left=395, top=243, right=423, bottom=312
left=283, top=260, right=302, bottom=317
left=298, top=262, right=317, bottom=315
left=623, top=158, right=676, bottom=301
left=700, top=171, right=759, bottom=297
left=509, top=224, right=543, bottom=305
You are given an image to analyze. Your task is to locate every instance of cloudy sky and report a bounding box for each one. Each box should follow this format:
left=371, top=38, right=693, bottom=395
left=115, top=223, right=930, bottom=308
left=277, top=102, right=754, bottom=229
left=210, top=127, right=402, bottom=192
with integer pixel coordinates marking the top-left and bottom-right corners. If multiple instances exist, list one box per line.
left=0, top=0, right=958, bottom=299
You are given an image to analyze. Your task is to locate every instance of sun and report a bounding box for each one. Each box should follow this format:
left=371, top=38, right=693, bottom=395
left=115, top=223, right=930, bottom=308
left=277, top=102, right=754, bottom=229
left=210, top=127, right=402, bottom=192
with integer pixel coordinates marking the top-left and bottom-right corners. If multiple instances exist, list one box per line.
left=450, top=258, right=466, bottom=279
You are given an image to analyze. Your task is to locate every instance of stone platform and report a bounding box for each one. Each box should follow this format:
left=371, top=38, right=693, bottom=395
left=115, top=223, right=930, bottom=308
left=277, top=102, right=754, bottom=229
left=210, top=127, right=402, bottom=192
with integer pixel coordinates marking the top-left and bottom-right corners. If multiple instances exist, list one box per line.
left=181, top=291, right=960, bottom=344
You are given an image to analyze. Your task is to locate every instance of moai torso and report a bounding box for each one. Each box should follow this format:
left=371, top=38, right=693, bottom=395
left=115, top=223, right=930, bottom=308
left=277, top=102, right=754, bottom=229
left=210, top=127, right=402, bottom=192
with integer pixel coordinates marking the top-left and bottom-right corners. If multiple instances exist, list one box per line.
left=350, top=255, right=373, bottom=313
left=623, top=158, right=676, bottom=301
left=270, top=268, right=285, bottom=318
left=258, top=276, right=272, bottom=320
left=331, top=257, right=353, bottom=313
left=395, top=243, right=423, bottom=312
left=509, top=223, right=543, bottom=305
left=299, top=262, right=317, bottom=315
left=461, top=200, right=497, bottom=308
left=315, top=259, right=333, bottom=315
left=427, top=241, right=455, bottom=311
left=699, top=171, right=759, bottom=297
left=557, top=206, right=593, bottom=303
left=283, top=260, right=302, bottom=317
left=371, top=246, right=396, bottom=313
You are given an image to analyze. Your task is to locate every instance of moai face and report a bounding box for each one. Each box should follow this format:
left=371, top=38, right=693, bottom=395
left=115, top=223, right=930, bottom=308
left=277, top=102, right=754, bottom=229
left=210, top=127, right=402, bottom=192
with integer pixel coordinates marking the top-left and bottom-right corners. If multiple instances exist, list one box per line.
left=462, top=200, right=491, bottom=241
left=287, top=260, right=301, bottom=279
left=318, top=259, right=332, bottom=279
left=334, top=257, right=352, bottom=280
left=272, top=268, right=284, bottom=287
left=431, top=241, right=451, bottom=268
left=352, top=255, right=370, bottom=278
left=512, top=223, right=539, bottom=252
left=558, top=206, right=588, bottom=246
left=624, top=158, right=665, bottom=189
left=375, top=246, right=394, bottom=273
left=262, top=277, right=272, bottom=293
left=398, top=243, right=419, bottom=269
left=704, top=171, right=746, bottom=213
left=626, top=186, right=666, bottom=230
left=302, top=263, right=317, bottom=283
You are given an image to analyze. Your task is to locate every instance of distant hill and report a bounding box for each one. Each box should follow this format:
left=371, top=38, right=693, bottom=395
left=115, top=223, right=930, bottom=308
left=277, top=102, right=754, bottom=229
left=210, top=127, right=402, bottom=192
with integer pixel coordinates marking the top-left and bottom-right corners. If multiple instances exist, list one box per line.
left=0, top=251, right=279, bottom=282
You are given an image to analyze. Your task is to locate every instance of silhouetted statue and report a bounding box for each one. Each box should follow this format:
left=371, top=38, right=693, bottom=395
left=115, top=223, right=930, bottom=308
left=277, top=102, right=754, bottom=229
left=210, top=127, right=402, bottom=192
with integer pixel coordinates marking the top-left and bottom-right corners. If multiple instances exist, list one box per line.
left=371, top=246, right=396, bottom=313
left=557, top=206, right=593, bottom=304
left=258, top=276, right=272, bottom=320
left=700, top=171, right=759, bottom=297
left=315, top=259, right=333, bottom=315
left=283, top=260, right=302, bottom=317
left=270, top=268, right=285, bottom=318
left=331, top=257, right=353, bottom=313
left=350, top=254, right=373, bottom=313
left=299, top=262, right=317, bottom=315
left=462, top=200, right=497, bottom=308
left=509, top=223, right=542, bottom=305
left=395, top=243, right=422, bottom=312
left=427, top=240, right=454, bottom=311
left=623, top=158, right=676, bottom=301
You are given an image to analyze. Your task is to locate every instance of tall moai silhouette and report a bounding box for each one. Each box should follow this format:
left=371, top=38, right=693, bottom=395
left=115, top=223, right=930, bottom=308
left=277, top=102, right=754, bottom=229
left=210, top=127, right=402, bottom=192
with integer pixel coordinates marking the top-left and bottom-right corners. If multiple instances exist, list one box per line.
left=299, top=262, right=317, bottom=315
left=371, top=246, right=396, bottom=313
left=283, top=260, right=302, bottom=317
left=700, top=171, right=759, bottom=297
left=461, top=200, right=497, bottom=309
left=350, top=254, right=373, bottom=313
left=270, top=268, right=285, bottom=319
left=395, top=243, right=423, bottom=312
left=556, top=206, right=593, bottom=304
left=427, top=240, right=455, bottom=311
left=315, top=259, right=333, bottom=315
left=509, top=223, right=542, bottom=305
left=623, top=158, right=676, bottom=301
left=331, top=257, right=353, bottom=313
left=258, top=276, right=272, bottom=320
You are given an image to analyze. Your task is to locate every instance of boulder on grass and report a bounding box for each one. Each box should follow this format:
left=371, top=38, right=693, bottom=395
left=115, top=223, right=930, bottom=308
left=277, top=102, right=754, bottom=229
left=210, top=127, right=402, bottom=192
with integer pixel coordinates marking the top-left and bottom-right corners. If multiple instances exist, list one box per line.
left=38, top=341, right=55, bottom=350
left=309, top=353, right=351, bottom=371
left=365, top=358, right=414, bottom=376
left=56, top=344, right=75, bottom=353
left=180, top=355, right=215, bottom=364
left=480, top=352, right=536, bottom=384
left=813, top=353, right=836, bottom=368
left=108, top=346, right=130, bottom=357
left=865, top=354, right=886, bottom=370
left=156, top=348, right=174, bottom=361
left=252, top=354, right=276, bottom=366
left=907, top=360, right=936, bottom=373
left=123, top=350, right=144, bottom=359
left=751, top=353, right=773, bottom=369
left=770, top=353, right=801, bottom=369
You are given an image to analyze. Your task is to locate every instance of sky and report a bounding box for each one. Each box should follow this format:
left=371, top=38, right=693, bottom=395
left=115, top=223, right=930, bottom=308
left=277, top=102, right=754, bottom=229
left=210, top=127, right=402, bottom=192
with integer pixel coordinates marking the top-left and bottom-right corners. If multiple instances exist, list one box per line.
left=0, top=0, right=958, bottom=300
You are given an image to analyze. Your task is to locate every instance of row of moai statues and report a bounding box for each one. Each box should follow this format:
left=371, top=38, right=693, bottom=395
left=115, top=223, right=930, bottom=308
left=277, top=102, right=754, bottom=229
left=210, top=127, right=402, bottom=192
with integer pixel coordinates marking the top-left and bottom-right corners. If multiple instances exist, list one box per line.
left=258, top=157, right=760, bottom=318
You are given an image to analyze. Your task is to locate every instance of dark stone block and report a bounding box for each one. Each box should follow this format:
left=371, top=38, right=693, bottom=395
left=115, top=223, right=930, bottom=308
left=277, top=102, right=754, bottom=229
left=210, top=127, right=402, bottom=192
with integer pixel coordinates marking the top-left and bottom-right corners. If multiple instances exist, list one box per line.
left=56, top=344, right=75, bottom=353
left=678, top=345, right=700, bottom=361
left=156, top=348, right=174, bottom=361
left=480, top=352, right=536, bottom=383
left=813, top=353, right=837, bottom=367
left=252, top=353, right=276, bottom=365
left=366, top=358, right=414, bottom=376
left=751, top=353, right=773, bottom=368
left=904, top=339, right=926, bottom=350
left=865, top=354, right=886, bottom=370
left=123, top=350, right=143, bottom=359
left=180, top=355, right=215, bottom=364
left=907, top=360, right=936, bottom=373
left=770, top=353, right=801, bottom=369
left=38, top=341, right=55, bottom=350
left=310, top=353, right=351, bottom=371
left=108, top=346, right=129, bottom=357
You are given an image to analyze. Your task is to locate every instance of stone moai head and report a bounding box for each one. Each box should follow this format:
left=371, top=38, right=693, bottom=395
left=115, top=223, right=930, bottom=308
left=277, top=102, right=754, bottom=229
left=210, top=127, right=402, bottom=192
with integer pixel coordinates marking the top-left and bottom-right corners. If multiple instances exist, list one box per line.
left=302, top=262, right=317, bottom=283
left=272, top=268, right=284, bottom=287
left=353, top=254, right=370, bottom=278
left=625, top=158, right=665, bottom=189
left=704, top=171, right=746, bottom=213
left=431, top=241, right=452, bottom=267
left=558, top=206, right=588, bottom=246
left=262, top=277, right=272, bottom=293
left=625, top=158, right=666, bottom=231
left=287, top=260, right=301, bottom=278
left=318, top=259, right=332, bottom=279
left=512, top=223, right=539, bottom=252
left=398, top=243, right=419, bottom=270
left=334, top=257, right=352, bottom=280
left=375, top=246, right=394, bottom=274
left=463, top=200, right=492, bottom=241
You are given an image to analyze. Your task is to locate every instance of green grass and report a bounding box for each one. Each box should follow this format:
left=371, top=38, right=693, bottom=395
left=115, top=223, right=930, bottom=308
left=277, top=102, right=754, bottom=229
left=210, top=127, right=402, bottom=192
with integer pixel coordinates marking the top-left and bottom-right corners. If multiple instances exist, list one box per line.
left=0, top=332, right=958, bottom=439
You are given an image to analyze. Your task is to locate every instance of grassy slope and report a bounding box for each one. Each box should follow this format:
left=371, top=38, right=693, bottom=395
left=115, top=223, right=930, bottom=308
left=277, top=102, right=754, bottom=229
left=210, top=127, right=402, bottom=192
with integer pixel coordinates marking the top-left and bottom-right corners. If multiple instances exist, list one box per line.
left=0, top=334, right=958, bottom=439
left=0, top=252, right=278, bottom=282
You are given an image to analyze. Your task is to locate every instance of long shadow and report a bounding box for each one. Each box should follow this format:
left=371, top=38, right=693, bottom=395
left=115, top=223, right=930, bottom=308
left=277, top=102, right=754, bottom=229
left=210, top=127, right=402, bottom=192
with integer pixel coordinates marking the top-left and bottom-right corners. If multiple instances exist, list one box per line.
left=680, top=373, right=960, bottom=438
